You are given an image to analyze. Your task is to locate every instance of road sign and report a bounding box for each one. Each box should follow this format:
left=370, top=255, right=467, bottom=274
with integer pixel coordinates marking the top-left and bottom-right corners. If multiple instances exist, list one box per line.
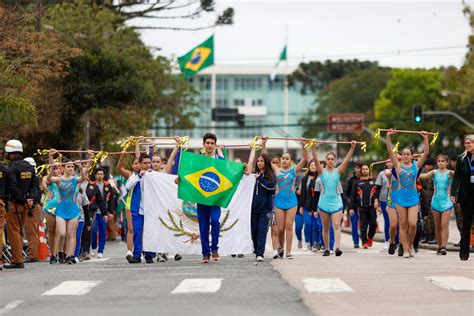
left=327, top=114, right=364, bottom=133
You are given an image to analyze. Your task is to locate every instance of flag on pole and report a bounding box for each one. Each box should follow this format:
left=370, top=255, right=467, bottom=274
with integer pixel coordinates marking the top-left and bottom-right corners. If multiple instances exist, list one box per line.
left=178, top=35, right=214, bottom=78
left=270, top=44, right=287, bottom=81
left=177, top=151, right=244, bottom=208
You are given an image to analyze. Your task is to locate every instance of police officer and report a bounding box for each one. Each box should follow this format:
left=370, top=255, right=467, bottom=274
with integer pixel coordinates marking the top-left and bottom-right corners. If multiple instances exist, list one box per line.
left=23, top=157, right=43, bottom=262
left=3, top=140, right=40, bottom=269
left=0, top=158, right=22, bottom=271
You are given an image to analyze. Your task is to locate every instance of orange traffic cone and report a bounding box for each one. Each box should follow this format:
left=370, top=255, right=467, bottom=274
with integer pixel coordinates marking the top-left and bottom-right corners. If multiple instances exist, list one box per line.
left=38, top=221, right=50, bottom=261
left=470, top=223, right=474, bottom=247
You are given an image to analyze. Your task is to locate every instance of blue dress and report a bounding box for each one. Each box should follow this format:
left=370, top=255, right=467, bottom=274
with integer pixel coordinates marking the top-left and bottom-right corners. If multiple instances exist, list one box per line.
left=431, top=170, right=454, bottom=213
left=318, top=169, right=343, bottom=213
left=274, top=168, right=298, bottom=210
left=44, top=183, right=59, bottom=216
left=55, top=177, right=81, bottom=220
left=392, top=161, right=420, bottom=208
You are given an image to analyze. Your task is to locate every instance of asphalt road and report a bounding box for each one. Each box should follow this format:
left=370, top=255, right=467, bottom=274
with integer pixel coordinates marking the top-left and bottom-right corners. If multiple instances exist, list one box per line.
left=1, top=219, right=472, bottom=316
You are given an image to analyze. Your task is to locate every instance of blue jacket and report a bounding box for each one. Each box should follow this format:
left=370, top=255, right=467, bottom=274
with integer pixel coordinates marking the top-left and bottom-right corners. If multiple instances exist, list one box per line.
left=251, top=174, right=276, bottom=213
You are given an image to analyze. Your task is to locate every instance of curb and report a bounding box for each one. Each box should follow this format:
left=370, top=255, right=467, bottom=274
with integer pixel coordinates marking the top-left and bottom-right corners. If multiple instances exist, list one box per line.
left=341, top=227, right=460, bottom=252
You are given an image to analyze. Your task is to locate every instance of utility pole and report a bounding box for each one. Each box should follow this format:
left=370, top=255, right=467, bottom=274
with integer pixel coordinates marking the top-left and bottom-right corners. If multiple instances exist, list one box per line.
left=35, top=0, right=43, bottom=32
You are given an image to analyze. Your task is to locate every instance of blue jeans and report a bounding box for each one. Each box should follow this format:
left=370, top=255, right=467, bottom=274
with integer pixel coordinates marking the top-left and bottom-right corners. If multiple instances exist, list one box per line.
left=197, top=204, right=221, bottom=257
left=92, top=214, right=106, bottom=253
left=318, top=216, right=334, bottom=250
left=132, top=213, right=155, bottom=259
left=350, top=210, right=360, bottom=245
left=295, top=212, right=304, bottom=241
left=251, top=212, right=270, bottom=257
left=74, top=221, right=84, bottom=257
left=303, top=209, right=319, bottom=245
left=381, top=201, right=399, bottom=244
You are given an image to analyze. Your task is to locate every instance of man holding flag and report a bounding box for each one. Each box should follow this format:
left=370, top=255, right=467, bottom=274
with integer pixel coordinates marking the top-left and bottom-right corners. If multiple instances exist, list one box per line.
left=177, top=133, right=250, bottom=263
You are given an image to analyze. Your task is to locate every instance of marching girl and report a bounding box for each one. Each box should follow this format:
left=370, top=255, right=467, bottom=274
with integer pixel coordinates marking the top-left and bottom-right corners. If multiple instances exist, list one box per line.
left=248, top=143, right=276, bottom=262
left=47, top=150, right=93, bottom=264
left=383, top=161, right=401, bottom=255
left=262, top=137, right=308, bottom=259
left=386, top=129, right=429, bottom=258
left=419, top=154, right=454, bottom=255
left=299, top=160, right=319, bottom=251
left=42, top=164, right=61, bottom=264
left=311, top=141, right=356, bottom=256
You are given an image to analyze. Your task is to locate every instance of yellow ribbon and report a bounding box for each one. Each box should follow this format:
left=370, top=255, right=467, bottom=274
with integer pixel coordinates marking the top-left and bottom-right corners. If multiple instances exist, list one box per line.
left=35, top=149, right=50, bottom=156
left=119, top=136, right=137, bottom=151
left=374, top=128, right=381, bottom=143
left=369, top=163, right=374, bottom=175
left=304, top=138, right=317, bottom=150
left=249, top=136, right=263, bottom=151
left=35, top=164, right=49, bottom=177
left=430, top=132, right=439, bottom=147
left=360, top=142, right=367, bottom=152
left=179, top=136, right=190, bottom=150
left=393, top=142, right=400, bottom=154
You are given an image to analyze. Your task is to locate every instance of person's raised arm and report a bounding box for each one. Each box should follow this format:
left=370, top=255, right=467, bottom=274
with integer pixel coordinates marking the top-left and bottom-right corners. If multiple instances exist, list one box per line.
left=246, top=145, right=257, bottom=175
left=386, top=129, right=400, bottom=170
left=135, top=136, right=143, bottom=159
left=295, top=138, right=308, bottom=174
left=46, top=165, right=61, bottom=184
left=117, top=151, right=132, bottom=179
left=311, top=144, right=324, bottom=175
left=80, top=150, right=95, bottom=182
left=337, top=140, right=356, bottom=175
left=416, top=131, right=430, bottom=169
left=261, top=136, right=278, bottom=174
left=418, top=170, right=434, bottom=180
left=164, top=136, right=181, bottom=174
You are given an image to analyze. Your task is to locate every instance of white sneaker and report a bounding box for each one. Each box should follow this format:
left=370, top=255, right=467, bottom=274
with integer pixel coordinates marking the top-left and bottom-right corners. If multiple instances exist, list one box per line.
left=297, top=240, right=303, bottom=249
left=256, top=256, right=264, bottom=262
left=91, top=250, right=96, bottom=257
left=157, top=253, right=166, bottom=263
left=383, top=241, right=390, bottom=250
left=306, top=243, right=311, bottom=251
left=97, top=253, right=103, bottom=259
left=408, top=248, right=415, bottom=257
left=403, top=252, right=410, bottom=258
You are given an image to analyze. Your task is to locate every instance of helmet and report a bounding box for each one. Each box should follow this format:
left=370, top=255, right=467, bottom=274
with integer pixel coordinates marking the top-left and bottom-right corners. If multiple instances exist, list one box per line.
left=5, top=140, right=23, bottom=153
left=24, top=157, right=36, bottom=168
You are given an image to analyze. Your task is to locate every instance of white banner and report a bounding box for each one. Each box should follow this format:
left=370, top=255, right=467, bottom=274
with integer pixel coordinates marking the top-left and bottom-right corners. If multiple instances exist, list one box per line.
left=143, top=172, right=255, bottom=255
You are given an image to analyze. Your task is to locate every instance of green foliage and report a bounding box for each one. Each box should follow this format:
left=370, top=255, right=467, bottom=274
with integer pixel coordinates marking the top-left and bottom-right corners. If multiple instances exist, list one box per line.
left=0, top=94, right=37, bottom=130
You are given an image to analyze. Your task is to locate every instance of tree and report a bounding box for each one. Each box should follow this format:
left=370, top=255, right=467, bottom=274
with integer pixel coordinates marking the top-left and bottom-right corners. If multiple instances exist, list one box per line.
left=3, top=0, right=234, bottom=31
left=370, top=68, right=450, bottom=156
left=0, top=5, right=79, bottom=140
left=300, top=67, right=391, bottom=139
left=289, top=59, right=380, bottom=95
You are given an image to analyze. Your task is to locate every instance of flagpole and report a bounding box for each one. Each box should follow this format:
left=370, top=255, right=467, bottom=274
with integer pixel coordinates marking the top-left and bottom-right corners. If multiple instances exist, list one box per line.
left=211, top=70, right=216, bottom=135
left=284, top=77, right=289, bottom=153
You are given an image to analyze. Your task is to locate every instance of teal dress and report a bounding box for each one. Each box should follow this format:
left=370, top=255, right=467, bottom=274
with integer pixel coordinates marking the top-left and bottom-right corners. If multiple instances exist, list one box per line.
left=318, top=169, right=343, bottom=213
left=274, top=168, right=298, bottom=210
left=44, top=183, right=59, bottom=216
left=392, top=162, right=420, bottom=208
left=55, top=177, right=81, bottom=220
left=432, top=170, right=454, bottom=213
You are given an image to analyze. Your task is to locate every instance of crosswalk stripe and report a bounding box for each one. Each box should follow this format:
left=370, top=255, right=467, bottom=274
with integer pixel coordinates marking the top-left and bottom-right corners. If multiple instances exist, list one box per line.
left=82, top=258, right=110, bottom=263
left=171, top=278, right=223, bottom=294
left=0, top=300, right=24, bottom=315
left=41, top=281, right=102, bottom=296
left=303, top=278, right=354, bottom=293
left=425, top=276, right=474, bottom=291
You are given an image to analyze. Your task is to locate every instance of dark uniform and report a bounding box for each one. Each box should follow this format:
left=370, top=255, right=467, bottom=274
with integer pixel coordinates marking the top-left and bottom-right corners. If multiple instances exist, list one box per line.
left=349, top=177, right=377, bottom=245
left=6, top=156, right=40, bottom=265
left=81, top=181, right=106, bottom=256
left=0, top=163, right=22, bottom=265
left=420, top=174, right=436, bottom=243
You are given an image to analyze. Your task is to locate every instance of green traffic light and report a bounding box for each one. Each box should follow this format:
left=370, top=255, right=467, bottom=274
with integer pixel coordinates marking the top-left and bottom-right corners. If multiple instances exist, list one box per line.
left=415, top=116, right=421, bottom=123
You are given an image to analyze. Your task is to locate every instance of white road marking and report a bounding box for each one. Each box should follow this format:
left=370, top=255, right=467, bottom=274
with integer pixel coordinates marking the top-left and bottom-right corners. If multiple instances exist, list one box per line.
left=303, top=278, right=354, bottom=293
left=42, top=281, right=102, bottom=296
left=425, top=276, right=474, bottom=291
left=0, top=300, right=24, bottom=315
left=82, top=258, right=110, bottom=263
left=171, top=278, right=223, bottom=294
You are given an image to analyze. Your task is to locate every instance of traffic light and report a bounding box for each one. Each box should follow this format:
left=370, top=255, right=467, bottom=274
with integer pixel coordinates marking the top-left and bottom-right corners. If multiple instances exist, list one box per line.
left=413, top=105, right=423, bottom=123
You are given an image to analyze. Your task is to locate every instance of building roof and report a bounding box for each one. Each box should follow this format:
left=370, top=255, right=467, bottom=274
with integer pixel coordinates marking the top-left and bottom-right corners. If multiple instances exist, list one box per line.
left=172, top=64, right=298, bottom=76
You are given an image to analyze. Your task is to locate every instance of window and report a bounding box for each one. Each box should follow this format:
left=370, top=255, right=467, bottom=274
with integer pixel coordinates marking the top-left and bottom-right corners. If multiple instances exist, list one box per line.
left=270, top=77, right=284, bottom=90
left=199, top=77, right=211, bottom=90
left=200, top=98, right=211, bottom=108
left=235, top=77, right=262, bottom=90
left=234, top=99, right=245, bottom=106
left=252, top=99, right=263, bottom=106
left=217, top=99, right=229, bottom=108
left=216, top=78, right=228, bottom=90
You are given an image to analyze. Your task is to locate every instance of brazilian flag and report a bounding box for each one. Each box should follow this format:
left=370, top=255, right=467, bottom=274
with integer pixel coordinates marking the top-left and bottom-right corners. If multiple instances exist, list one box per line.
left=178, top=35, right=214, bottom=78
left=178, top=151, right=244, bottom=208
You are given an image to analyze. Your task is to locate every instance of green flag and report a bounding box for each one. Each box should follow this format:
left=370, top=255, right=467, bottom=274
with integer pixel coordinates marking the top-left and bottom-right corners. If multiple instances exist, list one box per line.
left=178, top=35, right=214, bottom=78
left=270, top=44, right=287, bottom=81
left=178, top=151, right=244, bottom=208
